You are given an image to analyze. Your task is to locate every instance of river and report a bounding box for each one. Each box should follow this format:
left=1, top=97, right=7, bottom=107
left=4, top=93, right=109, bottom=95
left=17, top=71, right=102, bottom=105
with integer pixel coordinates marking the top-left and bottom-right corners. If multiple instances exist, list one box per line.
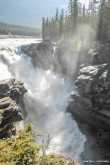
left=0, top=38, right=86, bottom=164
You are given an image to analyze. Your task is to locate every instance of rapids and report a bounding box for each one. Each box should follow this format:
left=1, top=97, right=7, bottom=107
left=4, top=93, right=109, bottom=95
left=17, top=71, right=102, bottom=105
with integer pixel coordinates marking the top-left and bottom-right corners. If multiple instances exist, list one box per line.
left=0, top=38, right=86, bottom=163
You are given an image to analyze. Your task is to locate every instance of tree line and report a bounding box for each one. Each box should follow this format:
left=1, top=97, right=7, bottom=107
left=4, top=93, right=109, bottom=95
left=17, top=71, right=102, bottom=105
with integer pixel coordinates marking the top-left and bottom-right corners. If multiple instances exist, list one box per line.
left=42, top=0, right=100, bottom=41
left=97, top=0, right=110, bottom=43
left=42, top=0, right=110, bottom=43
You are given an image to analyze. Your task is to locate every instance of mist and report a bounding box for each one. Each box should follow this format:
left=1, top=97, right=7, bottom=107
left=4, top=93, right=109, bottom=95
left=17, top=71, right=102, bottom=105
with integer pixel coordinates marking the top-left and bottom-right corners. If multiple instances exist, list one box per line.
left=0, top=38, right=86, bottom=163
left=55, top=23, right=96, bottom=78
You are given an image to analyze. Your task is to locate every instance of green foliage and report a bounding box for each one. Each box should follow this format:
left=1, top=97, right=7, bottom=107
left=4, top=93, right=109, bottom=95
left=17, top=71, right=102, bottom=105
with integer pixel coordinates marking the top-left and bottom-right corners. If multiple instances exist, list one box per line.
left=42, top=0, right=99, bottom=41
left=39, top=155, right=75, bottom=165
left=0, top=125, right=40, bottom=165
left=55, top=8, right=59, bottom=21
left=0, top=124, right=75, bottom=165
left=97, top=0, right=110, bottom=42
left=42, top=17, right=45, bottom=40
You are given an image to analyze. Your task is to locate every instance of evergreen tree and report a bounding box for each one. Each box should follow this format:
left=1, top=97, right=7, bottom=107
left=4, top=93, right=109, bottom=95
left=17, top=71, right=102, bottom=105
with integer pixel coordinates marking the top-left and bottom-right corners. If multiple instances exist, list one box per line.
left=55, top=8, right=59, bottom=39
left=68, top=0, right=78, bottom=33
left=97, top=0, right=106, bottom=42
left=55, top=8, right=59, bottom=21
left=42, top=17, right=45, bottom=40
left=83, top=4, right=86, bottom=18
left=45, top=17, right=49, bottom=39
left=41, top=0, right=101, bottom=40
left=59, top=9, right=64, bottom=36
left=68, top=0, right=73, bottom=17
left=72, top=0, right=78, bottom=31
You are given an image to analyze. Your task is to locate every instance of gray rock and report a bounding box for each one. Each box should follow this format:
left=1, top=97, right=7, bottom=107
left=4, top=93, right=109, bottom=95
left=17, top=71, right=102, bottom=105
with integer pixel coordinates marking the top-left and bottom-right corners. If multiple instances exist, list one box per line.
left=68, top=63, right=110, bottom=130
left=0, top=79, right=27, bottom=102
left=21, top=40, right=54, bottom=69
left=0, top=79, right=26, bottom=139
left=93, top=43, right=110, bottom=64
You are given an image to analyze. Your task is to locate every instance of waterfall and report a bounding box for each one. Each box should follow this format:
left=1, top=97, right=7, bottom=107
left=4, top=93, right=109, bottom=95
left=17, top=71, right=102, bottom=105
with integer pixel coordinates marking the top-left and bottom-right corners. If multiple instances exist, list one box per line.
left=0, top=38, right=86, bottom=163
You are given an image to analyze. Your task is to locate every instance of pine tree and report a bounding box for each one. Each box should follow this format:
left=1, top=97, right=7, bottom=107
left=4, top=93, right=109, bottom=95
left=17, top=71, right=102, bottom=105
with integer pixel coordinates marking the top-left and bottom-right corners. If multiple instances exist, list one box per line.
left=45, top=17, right=49, bottom=39
left=59, top=9, right=64, bottom=36
left=68, top=0, right=78, bottom=33
left=55, top=8, right=59, bottom=39
left=97, top=0, right=106, bottom=42
left=68, top=0, right=73, bottom=17
left=55, top=8, right=59, bottom=21
left=83, top=4, right=86, bottom=18
left=72, top=0, right=78, bottom=31
left=42, top=17, right=45, bottom=40
left=50, top=17, right=56, bottom=40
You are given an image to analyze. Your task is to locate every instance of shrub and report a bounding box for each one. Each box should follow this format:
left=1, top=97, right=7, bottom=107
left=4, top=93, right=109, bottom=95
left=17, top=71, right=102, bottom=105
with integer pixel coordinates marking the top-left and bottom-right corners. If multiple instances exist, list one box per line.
left=0, top=124, right=40, bottom=165
left=0, top=124, right=75, bottom=165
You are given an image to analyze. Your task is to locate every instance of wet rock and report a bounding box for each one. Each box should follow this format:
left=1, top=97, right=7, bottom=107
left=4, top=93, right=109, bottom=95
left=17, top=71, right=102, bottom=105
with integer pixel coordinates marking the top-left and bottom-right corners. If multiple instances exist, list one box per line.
left=93, top=43, right=110, bottom=65
left=21, top=40, right=55, bottom=69
left=68, top=63, right=110, bottom=130
left=0, top=79, right=26, bottom=139
left=75, top=64, right=107, bottom=95
left=0, top=79, right=26, bottom=98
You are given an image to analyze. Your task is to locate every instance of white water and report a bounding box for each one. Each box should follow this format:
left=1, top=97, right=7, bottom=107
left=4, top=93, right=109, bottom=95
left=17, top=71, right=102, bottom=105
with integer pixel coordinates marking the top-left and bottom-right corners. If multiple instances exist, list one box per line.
left=0, top=38, right=86, bottom=163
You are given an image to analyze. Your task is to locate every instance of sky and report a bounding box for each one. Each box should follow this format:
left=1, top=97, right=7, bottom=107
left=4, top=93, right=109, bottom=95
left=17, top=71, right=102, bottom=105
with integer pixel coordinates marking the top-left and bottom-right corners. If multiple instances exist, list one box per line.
left=0, top=0, right=88, bottom=28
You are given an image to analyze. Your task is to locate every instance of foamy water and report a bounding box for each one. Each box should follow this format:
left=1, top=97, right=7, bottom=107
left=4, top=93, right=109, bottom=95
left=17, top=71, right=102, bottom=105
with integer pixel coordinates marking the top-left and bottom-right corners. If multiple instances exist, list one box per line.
left=0, top=38, right=86, bottom=163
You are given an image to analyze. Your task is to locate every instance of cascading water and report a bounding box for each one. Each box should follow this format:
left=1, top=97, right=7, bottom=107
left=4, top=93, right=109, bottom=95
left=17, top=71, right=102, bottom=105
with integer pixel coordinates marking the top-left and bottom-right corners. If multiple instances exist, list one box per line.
left=0, top=38, right=86, bottom=163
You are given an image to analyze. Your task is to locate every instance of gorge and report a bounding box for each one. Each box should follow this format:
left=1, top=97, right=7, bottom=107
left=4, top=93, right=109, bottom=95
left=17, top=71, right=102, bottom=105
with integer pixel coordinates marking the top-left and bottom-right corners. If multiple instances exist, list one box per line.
left=0, top=38, right=86, bottom=164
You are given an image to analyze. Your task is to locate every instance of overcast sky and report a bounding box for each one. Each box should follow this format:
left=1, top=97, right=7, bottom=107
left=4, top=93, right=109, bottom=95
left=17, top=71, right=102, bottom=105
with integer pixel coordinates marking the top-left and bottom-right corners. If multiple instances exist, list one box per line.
left=0, top=0, right=88, bottom=28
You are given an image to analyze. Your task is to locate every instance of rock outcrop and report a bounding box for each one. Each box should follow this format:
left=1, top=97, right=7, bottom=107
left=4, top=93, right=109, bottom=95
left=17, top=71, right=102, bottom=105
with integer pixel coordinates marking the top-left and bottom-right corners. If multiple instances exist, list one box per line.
left=68, top=63, right=110, bottom=130
left=0, top=79, right=26, bottom=138
left=93, top=43, right=110, bottom=65
left=21, top=40, right=55, bottom=69
left=0, top=79, right=26, bottom=101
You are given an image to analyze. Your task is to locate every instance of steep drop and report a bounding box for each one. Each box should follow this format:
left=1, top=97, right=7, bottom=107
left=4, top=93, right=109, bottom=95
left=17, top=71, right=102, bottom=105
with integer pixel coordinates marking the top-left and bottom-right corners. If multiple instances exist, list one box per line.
left=0, top=38, right=86, bottom=163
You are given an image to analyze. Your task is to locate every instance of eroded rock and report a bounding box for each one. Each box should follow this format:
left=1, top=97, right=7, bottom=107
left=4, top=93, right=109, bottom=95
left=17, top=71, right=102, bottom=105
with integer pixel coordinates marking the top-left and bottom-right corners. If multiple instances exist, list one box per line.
left=21, top=40, right=54, bottom=69
left=0, top=79, right=26, bottom=138
left=68, top=63, right=110, bottom=130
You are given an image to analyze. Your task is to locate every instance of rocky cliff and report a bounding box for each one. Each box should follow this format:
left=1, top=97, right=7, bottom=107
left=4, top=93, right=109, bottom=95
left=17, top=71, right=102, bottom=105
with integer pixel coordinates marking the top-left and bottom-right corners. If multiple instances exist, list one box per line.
left=21, top=40, right=55, bottom=70
left=0, top=78, right=75, bottom=165
left=68, top=43, right=110, bottom=131
left=0, top=78, right=26, bottom=138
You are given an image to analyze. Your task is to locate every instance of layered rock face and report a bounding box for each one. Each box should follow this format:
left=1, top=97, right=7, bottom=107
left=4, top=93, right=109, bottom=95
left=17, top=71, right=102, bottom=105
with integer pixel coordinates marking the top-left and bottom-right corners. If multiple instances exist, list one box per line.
left=68, top=62, right=110, bottom=130
left=0, top=79, right=26, bottom=138
left=21, top=40, right=55, bottom=69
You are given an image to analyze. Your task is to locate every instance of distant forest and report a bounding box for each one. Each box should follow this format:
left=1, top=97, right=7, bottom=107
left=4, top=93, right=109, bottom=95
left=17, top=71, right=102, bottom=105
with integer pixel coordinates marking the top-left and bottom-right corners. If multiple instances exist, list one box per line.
left=42, top=0, right=110, bottom=43
left=0, top=22, right=41, bottom=37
